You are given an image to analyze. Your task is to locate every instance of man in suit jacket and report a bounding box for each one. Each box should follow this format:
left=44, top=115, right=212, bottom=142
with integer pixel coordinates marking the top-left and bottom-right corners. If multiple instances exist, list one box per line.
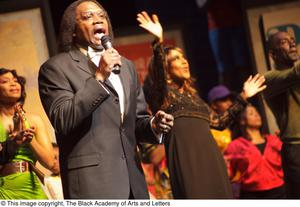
left=38, top=0, right=173, bottom=199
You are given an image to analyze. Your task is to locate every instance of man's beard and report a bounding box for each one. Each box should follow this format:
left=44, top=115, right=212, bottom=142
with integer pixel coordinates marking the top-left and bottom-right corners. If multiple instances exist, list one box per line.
left=279, top=51, right=299, bottom=66
left=287, top=51, right=299, bottom=62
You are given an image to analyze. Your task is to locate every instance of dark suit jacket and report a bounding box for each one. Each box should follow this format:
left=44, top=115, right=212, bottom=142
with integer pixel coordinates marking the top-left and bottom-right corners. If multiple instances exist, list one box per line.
left=38, top=48, right=158, bottom=199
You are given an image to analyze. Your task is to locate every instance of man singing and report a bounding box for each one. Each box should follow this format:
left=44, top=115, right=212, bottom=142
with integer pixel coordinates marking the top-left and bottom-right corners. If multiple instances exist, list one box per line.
left=38, top=0, right=173, bottom=199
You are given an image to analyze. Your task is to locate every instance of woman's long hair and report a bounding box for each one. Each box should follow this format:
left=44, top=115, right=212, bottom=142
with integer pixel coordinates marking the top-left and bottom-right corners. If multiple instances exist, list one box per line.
left=144, top=45, right=199, bottom=113
left=58, top=0, right=114, bottom=52
left=231, top=104, right=264, bottom=141
left=0, top=68, right=26, bottom=104
left=162, top=46, right=198, bottom=108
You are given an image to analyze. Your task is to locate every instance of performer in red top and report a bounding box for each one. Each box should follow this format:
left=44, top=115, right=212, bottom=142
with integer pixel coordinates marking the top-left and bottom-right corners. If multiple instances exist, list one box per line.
left=224, top=105, right=285, bottom=198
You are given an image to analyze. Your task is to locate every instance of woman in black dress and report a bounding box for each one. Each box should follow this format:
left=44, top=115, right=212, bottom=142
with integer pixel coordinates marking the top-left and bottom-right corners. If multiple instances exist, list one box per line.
left=137, top=11, right=266, bottom=199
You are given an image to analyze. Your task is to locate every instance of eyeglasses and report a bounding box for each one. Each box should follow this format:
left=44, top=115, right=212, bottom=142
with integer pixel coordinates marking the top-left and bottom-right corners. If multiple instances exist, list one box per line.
left=80, top=10, right=107, bottom=21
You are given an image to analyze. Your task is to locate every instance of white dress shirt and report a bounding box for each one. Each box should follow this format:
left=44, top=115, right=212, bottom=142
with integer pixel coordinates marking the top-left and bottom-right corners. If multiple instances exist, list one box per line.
left=87, top=46, right=125, bottom=121
left=80, top=45, right=162, bottom=142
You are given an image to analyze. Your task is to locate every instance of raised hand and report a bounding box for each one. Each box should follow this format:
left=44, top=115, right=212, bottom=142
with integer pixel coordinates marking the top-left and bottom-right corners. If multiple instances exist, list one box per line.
left=137, top=11, right=163, bottom=42
left=241, top=74, right=266, bottom=99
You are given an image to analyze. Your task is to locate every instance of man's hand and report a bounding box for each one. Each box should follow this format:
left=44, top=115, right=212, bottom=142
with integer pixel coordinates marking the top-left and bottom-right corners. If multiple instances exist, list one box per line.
left=152, top=110, right=174, bottom=134
left=95, top=48, right=122, bottom=82
left=241, top=74, right=266, bottom=99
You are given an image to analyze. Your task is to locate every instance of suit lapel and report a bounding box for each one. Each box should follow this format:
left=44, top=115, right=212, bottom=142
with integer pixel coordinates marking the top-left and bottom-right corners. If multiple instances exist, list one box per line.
left=104, top=80, right=118, bottom=97
left=119, top=63, right=131, bottom=117
left=69, top=48, right=119, bottom=95
left=69, top=49, right=96, bottom=75
left=69, top=49, right=130, bottom=116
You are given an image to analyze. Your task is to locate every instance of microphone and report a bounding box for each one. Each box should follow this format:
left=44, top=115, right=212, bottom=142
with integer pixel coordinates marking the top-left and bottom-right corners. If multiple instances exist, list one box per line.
left=100, top=34, right=120, bottom=74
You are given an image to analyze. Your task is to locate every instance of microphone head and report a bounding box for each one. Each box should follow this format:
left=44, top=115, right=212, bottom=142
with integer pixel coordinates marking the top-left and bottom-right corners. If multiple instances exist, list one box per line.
left=100, top=34, right=120, bottom=74
left=100, top=34, right=112, bottom=49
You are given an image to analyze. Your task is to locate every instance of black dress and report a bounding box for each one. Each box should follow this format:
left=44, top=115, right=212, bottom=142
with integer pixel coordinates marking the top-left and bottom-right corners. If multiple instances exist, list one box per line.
left=143, top=40, right=247, bottom=199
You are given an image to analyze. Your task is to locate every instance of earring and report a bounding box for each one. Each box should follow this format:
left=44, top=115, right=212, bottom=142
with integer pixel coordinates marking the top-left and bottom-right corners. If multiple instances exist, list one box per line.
left=166, top=74, right=172, bottom=84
